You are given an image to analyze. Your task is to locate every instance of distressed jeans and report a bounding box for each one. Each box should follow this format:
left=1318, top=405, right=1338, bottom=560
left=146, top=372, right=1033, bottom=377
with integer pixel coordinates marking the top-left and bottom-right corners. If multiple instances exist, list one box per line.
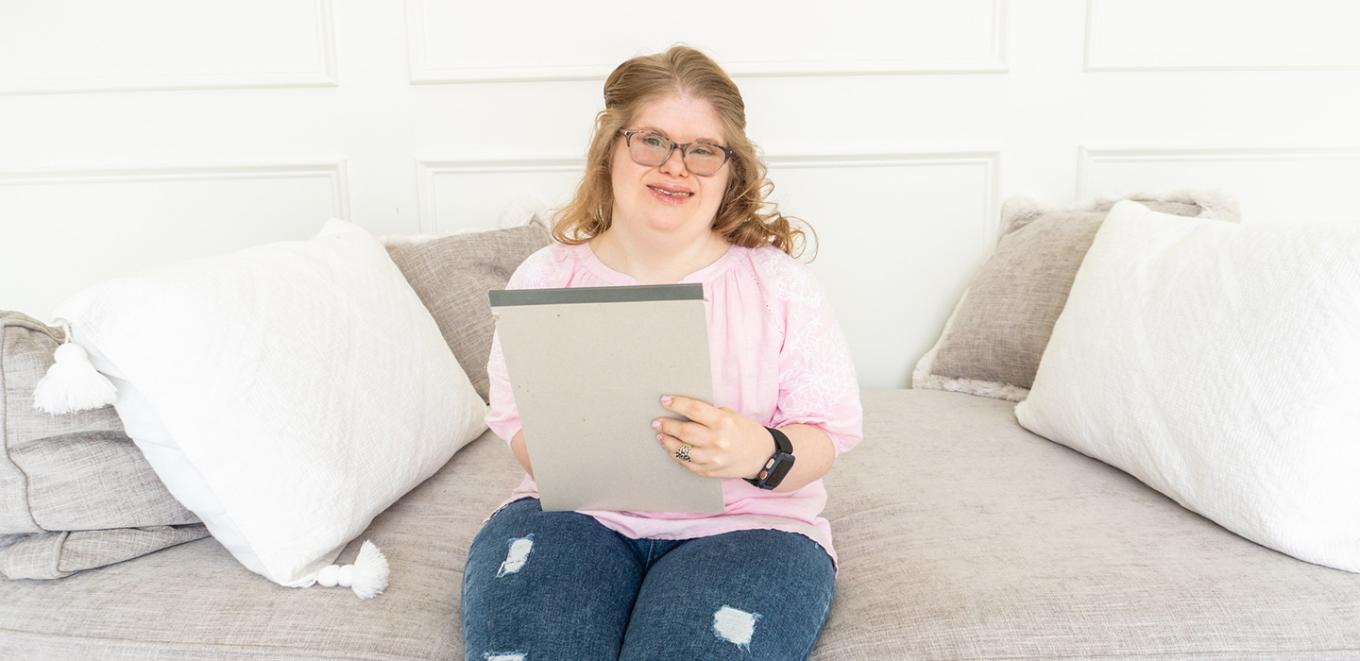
left=461, top=497, right=837, bottom=661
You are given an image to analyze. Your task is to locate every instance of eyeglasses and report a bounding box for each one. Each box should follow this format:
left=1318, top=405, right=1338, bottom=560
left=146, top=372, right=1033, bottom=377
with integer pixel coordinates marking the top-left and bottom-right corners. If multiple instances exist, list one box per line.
left=618, top=129, right=733, bottom=177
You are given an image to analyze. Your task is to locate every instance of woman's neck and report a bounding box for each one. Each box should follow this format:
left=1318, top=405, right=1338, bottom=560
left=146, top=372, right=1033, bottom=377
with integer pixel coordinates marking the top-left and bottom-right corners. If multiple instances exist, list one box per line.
left=589, top=223, right=729, bottom=285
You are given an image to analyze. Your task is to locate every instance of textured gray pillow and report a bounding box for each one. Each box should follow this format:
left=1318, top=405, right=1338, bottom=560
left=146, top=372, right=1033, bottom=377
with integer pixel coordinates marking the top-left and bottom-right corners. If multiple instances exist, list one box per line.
left=384, top=221, right=553, bottom=403
left=912, top=191, right=1240, bottom=401
left=1, top=311, right=207, bottom=580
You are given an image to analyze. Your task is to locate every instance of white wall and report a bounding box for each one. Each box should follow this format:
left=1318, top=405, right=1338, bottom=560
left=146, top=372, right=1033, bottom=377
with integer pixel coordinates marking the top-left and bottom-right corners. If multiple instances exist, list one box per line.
left=3, top=0, right=1359, bottom=388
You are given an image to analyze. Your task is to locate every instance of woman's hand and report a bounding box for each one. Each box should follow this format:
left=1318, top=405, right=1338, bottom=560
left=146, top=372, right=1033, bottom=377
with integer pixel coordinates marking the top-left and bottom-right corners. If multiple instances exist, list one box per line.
left=652, top=394, right=773, bottom=480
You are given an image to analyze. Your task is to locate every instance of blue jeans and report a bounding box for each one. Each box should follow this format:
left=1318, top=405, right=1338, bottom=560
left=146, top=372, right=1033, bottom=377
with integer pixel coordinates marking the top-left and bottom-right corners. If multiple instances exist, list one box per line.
left=461, top=497, right=836, bottom=661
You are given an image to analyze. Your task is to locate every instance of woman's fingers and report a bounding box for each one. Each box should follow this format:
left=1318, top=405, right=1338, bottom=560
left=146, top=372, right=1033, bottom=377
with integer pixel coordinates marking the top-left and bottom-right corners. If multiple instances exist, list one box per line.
left=657, top=433, right=709, bottom=473
left=654, top=418, right=711, bottom=446
left=659, top=394, right=725, bottom=428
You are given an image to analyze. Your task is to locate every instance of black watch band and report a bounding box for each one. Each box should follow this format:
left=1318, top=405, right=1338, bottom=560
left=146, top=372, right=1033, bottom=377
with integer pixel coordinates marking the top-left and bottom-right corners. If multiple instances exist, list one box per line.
left=745, top=426, right=795, bottom=490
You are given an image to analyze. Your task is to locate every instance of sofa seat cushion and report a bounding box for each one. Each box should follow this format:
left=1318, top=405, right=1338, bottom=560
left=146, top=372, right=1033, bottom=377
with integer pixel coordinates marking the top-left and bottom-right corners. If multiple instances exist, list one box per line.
left=3, top=389, right=1359, bottom=659
left=819, top=390, right=1360, bottom=659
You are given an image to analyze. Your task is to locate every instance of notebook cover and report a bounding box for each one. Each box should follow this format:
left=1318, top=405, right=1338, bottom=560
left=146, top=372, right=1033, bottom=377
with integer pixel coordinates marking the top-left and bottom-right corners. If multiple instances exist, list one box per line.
left=489, top=283, right=725, bottom=513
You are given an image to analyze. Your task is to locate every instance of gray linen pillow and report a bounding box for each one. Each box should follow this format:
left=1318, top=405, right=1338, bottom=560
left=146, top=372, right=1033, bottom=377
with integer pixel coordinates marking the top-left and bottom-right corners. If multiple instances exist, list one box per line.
left=912, top=191, right=1240, bottom=401
left=1, top=311, right=207, bottom=580
left=1, top=526, right=209, bottom=580
left=384, top=221, right=553, bottom=403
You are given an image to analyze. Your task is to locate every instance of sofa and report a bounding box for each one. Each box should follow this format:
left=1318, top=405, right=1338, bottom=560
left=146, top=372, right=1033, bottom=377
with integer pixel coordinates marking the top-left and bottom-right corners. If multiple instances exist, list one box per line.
left=5, top=196, right=1360, bottom=660
left=3, top=385, right=1359, bottom=659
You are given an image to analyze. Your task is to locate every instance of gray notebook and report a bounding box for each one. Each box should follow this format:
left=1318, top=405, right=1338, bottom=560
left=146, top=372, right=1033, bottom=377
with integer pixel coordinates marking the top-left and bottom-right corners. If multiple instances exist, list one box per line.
left=488, top=283, right=725, bottom=513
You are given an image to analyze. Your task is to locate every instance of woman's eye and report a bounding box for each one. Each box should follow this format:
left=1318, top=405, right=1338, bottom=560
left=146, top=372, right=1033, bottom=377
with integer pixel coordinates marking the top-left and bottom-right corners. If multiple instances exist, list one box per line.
left=692, top=145, right=716, bottom=157
left=642, top=135, right=666, bottom=147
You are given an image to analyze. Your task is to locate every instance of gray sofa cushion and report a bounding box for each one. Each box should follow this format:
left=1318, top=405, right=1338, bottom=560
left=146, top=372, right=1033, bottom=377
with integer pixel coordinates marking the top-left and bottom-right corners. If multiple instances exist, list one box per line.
left=383, top=222, right=553, bottom=403
left=0, top=311, right=206, bottom=580
left=2, top=389, right=1357, bottom=659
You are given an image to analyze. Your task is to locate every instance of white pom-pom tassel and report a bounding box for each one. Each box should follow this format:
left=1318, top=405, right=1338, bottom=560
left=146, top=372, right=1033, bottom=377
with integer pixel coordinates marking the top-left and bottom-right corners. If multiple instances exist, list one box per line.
left=32, top=326, right=117, bottom=415
left=316, top=540, right=389, bottom=600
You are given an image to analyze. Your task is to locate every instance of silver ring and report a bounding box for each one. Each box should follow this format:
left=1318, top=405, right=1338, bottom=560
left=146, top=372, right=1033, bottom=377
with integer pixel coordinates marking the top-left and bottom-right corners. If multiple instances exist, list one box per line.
left=675, top=444, right=692, bottom=462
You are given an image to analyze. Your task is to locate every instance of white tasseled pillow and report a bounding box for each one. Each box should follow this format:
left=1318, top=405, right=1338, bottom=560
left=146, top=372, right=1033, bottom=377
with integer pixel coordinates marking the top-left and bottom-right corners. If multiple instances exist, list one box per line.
left=48, top=218, right=487, bottom=595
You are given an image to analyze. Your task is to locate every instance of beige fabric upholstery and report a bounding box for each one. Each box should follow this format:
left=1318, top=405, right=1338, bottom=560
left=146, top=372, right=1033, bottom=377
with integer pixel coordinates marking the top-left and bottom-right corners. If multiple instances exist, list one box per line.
left=0, top=311, right=204, bottom=580
left=384, top=222, right=552, bottom=403
left=0, top=525, right=209, bottom=580
left=2, top=389, right=1357, bottom=659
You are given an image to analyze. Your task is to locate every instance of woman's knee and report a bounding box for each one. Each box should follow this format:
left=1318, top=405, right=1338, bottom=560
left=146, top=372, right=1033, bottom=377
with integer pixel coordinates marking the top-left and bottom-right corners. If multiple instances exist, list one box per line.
left=618, top=530, right=836, bottom=661
left=461, top=498, right=646, bottom=660
left=462, top=497, right=646, bottom=603
left=466, top=498, right=544, bottom=566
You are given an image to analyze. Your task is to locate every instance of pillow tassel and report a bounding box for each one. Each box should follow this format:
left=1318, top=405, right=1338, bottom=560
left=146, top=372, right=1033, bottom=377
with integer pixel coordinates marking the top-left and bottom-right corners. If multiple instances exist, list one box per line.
left=32, top=320, right=117, bottom=416
left=315, top=539, right=389, bottom=600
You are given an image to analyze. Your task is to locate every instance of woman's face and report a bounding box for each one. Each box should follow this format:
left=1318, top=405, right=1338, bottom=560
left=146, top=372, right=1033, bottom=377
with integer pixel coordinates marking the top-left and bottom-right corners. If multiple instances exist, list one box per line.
left=610, top=94, right=731, bottom=237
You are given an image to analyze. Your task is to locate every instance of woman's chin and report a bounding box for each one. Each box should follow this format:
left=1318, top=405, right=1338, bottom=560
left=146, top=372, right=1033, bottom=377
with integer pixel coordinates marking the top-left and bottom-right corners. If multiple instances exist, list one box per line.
left=623, top=207, right=689, bottom=229
left=644, top=214, right=701, bottom=233
left=616, top=201, right=713, bottom=234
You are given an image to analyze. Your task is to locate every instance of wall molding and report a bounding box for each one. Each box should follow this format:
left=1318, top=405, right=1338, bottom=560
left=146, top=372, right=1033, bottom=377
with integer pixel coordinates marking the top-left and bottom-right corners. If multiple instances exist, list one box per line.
left=415, top=150, right=1000, bottom=244
left=1082, top=0, right=1360, bottom=72
left=0, top=160, right=351, bottom=219
left=1076, top=145, right=1360, bottom=198
left=405, top=0, right=1008, bottom=84
left=414, top=157, right=583, bottom=233
left=766, top=151, right=1000, bottom=247
left=0, top=0, right=339, bottom=96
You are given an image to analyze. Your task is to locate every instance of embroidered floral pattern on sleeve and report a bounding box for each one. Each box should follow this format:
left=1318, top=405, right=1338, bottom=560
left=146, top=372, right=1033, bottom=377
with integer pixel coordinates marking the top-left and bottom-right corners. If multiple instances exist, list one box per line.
left=751, top=247, right=864, bottom=456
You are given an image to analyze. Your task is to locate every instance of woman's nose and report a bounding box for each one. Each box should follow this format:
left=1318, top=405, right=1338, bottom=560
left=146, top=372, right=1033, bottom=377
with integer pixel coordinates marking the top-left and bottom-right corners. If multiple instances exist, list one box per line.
left=658, top=147, right=689, bottom=176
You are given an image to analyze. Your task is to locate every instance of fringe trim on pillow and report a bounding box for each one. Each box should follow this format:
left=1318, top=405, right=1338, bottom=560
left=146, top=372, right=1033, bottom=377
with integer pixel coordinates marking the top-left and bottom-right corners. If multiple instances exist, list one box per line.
left=997, top=189, right=1241, bottom=240
left=312, top=539, right=390, bottom=600
left=911, top=372, right=1030, bottom=402
left=31, top=319, right=117, bottom=416
left=912, top=286, right=1031, bottom=402
left=1086, top=189, right=1241, bottom=222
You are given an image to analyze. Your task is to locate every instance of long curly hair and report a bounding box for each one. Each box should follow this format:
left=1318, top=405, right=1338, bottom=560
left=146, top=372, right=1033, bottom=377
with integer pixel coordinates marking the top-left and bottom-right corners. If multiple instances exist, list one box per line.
left=549, top=45, right=816, bottom=259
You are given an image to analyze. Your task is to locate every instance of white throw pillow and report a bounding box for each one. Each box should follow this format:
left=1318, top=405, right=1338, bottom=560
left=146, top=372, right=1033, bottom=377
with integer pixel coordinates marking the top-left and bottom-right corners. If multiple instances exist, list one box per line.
left=1016, top=200, right=1360, bottom=572
left=52, top=219, right=487, bottom=588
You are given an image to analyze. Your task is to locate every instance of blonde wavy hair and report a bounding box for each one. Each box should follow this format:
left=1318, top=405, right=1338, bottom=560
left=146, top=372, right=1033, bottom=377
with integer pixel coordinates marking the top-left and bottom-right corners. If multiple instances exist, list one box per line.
left=550, top=45, right=817, bottom=259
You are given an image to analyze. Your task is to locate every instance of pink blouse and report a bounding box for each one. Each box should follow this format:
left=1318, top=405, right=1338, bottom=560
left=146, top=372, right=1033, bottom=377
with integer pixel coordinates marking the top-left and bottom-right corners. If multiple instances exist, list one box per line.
left=483, top=240, right=863, bottom=571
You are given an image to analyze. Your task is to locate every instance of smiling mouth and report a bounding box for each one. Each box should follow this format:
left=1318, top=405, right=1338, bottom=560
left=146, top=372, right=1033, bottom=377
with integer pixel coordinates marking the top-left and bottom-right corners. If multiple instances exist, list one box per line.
left=648, top=185, right=693, bottom=199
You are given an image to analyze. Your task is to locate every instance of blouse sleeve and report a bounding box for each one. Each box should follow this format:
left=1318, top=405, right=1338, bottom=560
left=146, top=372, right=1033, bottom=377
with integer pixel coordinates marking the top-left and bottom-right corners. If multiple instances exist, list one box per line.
left=485, top=330, right=520, bottom=445
left=485, top=246, right=561, bottom=445
left=763, top=254, right=864, bottom=457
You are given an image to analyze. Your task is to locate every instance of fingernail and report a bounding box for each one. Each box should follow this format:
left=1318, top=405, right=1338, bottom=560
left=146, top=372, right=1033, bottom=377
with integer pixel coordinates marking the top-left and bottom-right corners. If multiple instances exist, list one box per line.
left=655, top=433, right=663, bottom=442
left=651, top=420, right=661, bottom=430
left=660, top=395, right=672, bottom=406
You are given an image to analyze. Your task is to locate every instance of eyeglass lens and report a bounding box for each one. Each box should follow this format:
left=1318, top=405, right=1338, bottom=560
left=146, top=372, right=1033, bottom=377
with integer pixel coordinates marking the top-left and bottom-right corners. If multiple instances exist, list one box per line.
left=627, top=131, right=727, bottom=176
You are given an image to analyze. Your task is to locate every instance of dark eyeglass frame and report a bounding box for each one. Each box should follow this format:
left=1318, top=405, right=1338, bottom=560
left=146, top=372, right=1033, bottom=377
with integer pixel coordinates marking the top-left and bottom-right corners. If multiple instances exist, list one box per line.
left=617, top=128, right=734, bottom=176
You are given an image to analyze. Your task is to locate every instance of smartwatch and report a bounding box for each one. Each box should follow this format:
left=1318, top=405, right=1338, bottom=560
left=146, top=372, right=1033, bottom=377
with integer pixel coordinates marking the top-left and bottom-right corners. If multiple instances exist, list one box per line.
left=745, top=426, right=795, bottom=490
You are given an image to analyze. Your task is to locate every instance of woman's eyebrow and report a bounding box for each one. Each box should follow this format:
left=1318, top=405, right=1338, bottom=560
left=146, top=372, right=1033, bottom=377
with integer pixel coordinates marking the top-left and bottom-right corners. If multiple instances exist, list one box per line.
left=637, top=125, right=724, bottom=145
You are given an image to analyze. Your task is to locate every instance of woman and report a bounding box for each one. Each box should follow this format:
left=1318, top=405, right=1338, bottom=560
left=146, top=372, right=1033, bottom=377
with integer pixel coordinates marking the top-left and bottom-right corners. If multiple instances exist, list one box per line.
left=462, top=46, right=863, bottom=661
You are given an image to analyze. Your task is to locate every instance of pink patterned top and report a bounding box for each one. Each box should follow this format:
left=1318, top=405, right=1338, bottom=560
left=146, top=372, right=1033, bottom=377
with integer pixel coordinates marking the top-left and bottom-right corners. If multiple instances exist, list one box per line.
left=483, top=240, right=863, bottom=571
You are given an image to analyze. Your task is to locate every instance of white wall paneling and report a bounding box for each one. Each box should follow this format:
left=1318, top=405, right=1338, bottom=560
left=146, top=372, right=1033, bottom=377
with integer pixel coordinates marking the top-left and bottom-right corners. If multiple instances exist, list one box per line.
left=415, top=158, right=586, bottom=234
left=0, top=161, right=349, bottom=318
left=4, top=1, right=1360, bottom=387
left=1078, top=146, right=1360, bottom=225
left=405, top=0, right=1008, bottom=83
left=0, top=0, right=338, bottom=95
left=1084, top=0, right=1360, bottom=71
left=765, top=152, right=999, bottom=388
